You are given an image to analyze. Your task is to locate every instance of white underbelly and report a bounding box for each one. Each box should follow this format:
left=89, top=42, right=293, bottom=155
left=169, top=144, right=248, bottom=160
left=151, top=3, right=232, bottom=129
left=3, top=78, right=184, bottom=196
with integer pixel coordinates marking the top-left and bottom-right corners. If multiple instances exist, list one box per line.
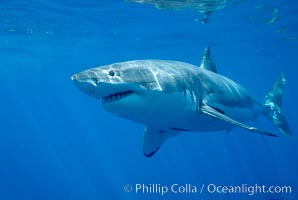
left=109, top=91, right=261, bottom=133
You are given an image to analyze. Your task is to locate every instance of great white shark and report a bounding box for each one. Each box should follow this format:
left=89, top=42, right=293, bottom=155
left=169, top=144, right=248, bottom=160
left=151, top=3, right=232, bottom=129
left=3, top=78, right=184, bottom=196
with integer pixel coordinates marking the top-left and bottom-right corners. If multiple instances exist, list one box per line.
left=72, top=47, right=293, bottom=157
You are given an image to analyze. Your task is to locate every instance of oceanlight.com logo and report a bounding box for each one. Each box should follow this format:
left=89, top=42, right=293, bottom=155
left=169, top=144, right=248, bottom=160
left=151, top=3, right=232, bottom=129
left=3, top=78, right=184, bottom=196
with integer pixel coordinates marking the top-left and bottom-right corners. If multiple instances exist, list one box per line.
left=207, top=184, right=292, bottom=196
left=123, top=183, right=292, bottom=196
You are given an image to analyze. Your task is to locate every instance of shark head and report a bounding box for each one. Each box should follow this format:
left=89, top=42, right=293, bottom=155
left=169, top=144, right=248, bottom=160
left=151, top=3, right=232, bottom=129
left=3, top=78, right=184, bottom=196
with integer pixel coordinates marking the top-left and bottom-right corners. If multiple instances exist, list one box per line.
left=72, top=60, right=169, bottom=122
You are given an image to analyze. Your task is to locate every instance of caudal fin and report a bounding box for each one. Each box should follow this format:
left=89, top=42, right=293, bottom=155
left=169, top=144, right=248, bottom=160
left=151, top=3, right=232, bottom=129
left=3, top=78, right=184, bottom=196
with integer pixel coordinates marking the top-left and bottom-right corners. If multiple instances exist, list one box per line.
left=264, top=74, right=294, bottom=138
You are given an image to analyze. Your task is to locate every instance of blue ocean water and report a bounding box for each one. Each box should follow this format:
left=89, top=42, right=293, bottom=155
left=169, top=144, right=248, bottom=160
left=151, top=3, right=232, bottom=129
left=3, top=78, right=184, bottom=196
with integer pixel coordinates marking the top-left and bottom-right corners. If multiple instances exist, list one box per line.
left=0, top=0, right=297, bottom=199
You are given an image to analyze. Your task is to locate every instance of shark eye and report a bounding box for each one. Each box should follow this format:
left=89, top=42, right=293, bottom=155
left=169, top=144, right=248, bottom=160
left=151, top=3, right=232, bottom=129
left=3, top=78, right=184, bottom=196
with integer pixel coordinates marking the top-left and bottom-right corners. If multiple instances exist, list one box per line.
left=108, top=70, right=115, bottom=77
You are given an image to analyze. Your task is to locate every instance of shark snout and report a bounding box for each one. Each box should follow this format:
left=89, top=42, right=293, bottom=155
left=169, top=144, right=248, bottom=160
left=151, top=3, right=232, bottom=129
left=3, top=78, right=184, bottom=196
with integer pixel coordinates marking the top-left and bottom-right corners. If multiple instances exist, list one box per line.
left=71, top=73, right=97, bottom=96
left=71, top=74, right=78, bottom=81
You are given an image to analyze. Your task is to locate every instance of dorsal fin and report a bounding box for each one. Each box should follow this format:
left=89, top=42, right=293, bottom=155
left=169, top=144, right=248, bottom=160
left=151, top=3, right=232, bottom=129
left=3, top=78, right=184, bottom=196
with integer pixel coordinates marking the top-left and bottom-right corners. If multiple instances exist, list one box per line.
left=200, top=47, right=217, bottom=73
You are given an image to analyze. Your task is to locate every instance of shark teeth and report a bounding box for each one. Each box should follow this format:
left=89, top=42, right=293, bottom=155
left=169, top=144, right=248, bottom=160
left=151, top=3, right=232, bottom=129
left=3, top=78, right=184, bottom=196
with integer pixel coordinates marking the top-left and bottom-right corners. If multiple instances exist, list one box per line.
left=101, top=90, right=134, bottom=103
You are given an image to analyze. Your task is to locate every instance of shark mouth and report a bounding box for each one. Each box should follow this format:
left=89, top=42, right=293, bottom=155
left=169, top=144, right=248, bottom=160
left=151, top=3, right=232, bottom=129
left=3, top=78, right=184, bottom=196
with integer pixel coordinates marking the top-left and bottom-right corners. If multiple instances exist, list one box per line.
left=101, top=90, right=134, bottom=103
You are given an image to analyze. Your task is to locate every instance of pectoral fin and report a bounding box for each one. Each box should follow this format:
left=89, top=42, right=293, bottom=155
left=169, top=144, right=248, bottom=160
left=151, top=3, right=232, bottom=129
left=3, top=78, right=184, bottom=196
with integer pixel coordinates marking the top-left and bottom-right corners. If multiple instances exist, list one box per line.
left=143, top=127, right=179, bottom=157
left=201, top=104, right=278, bottom=137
